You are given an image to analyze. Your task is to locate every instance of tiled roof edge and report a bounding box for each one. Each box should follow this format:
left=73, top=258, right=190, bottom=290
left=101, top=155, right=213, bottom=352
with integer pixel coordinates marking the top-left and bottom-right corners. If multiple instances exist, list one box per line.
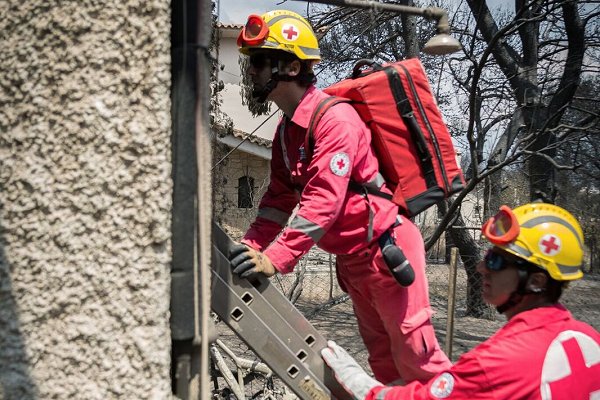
left=214, top=124, right=272, bottom=148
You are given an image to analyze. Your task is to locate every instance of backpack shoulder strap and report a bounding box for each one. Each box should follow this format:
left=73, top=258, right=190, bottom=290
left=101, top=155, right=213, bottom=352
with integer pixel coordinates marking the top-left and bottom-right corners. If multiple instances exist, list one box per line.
left=305, top=96, right=349, bottom=161
left=308, top=96, right=396, bottom=204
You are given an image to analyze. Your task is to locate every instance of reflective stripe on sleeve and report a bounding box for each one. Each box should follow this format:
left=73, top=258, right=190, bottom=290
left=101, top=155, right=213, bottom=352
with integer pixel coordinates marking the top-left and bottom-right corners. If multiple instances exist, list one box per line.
left=375, top=387, right=392, bottom=400
left=362, top=172, right=387, bottom=191
left=289, top=215, right=325, bottom=242
left=257, top=207, right=291, bottom=227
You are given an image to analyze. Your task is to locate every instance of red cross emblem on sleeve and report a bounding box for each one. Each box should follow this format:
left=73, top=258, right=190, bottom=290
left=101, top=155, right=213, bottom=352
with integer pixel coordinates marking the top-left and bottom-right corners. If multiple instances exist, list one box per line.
left=436, top=380, right=447, bottom=391
left=330, top=153, right=350, bottom=176
left=430, top=372, right=454, bottom=398
left=538, top=234, right=561, bottom=256
left=282, top=24, right=299, bottom=41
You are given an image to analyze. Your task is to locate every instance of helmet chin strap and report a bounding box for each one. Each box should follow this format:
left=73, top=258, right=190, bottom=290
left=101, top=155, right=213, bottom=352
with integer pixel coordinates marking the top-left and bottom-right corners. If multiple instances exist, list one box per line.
left=496, top=269, right=528, bottom=314
left=496, top=269, right=546, bottom=314
left=252, top=77, right=278, bottom=103
left=252, top=63, right=297, bottom=103
left=496, top=291, right=523, bottom=314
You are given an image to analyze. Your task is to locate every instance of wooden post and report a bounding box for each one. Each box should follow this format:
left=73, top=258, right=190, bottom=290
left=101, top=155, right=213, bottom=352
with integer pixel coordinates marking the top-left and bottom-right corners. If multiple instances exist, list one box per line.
left=445, top=247, right=459, bottom=359
left=329, top=253, right=334, bottom=300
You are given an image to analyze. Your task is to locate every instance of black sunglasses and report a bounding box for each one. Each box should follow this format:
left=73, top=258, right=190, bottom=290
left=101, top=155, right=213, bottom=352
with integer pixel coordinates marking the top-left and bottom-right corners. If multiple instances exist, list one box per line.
left=484, top=250, right=529, bottom=271
left=249, top=53, right=270, bottom=70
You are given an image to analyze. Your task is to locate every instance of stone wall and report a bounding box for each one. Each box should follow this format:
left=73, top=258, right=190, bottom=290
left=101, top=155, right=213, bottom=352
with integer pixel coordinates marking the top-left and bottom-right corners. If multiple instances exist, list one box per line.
left=0, top=1, right=172, bottom=398
left=214, top=149, right=270, bottom=238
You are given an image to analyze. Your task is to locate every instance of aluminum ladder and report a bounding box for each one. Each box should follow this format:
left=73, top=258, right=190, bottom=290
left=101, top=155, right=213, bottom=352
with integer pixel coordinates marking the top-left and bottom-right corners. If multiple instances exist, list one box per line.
left=211, top=221, right=351, bottom=400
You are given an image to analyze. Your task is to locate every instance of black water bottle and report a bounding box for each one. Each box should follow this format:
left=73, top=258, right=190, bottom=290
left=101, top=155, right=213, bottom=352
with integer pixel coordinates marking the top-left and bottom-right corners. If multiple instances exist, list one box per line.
left=381, top=244, right=415, bottom=287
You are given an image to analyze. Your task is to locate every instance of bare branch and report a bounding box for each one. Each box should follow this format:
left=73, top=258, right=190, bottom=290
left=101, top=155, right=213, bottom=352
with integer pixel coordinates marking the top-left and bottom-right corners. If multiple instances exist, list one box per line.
left=521, top=150, right=579, bottom=170
left=546, top=1, right=586, bottom=120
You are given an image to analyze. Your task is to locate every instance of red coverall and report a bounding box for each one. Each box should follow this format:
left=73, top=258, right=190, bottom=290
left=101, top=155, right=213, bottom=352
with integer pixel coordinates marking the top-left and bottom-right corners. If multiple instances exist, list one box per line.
left=242, top=85, right=451, bottom=383
left=367, top=304, right=600, bottom=399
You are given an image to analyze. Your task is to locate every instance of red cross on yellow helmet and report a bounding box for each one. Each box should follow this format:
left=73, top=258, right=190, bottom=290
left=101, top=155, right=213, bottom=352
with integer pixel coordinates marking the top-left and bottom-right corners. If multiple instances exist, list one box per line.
left=237, top=9, right=321, bottom=61
left=482, top=203, right=585, bottom=281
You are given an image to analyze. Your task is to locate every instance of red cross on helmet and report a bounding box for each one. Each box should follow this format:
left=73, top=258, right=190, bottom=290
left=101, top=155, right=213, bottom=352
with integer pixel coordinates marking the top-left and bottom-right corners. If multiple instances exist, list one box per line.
left=237, top=9, right=321, bottom=61
left=482, top=203, right=585, bottom=281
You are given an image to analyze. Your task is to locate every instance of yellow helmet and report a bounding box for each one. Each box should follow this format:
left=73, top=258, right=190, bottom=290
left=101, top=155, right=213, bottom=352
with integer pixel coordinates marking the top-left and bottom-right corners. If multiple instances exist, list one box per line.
left=482, top=203, right=584, bottom=281
left=237, top=10, right=321, bottom=61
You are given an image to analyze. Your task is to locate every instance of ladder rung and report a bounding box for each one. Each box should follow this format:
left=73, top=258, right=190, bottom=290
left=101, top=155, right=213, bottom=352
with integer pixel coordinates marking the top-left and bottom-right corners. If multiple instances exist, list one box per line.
left=211, top=222, right=351, bottom=400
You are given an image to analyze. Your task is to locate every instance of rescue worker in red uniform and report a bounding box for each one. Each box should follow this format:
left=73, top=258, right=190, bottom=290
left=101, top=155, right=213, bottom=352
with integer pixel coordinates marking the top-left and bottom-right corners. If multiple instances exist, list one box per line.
left=228, top=9, right=451, bottom=384
left=322, top=202, right=600, bottom=399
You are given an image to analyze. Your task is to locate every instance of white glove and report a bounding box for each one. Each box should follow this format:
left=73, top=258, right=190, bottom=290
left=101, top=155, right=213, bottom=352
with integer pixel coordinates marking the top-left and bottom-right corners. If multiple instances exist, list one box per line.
left=321, top=340, right=383, bottom=400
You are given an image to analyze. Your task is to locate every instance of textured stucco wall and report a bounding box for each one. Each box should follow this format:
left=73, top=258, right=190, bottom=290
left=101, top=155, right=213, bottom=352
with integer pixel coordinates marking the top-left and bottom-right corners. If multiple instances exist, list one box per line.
left=0, top=1, right=172, bottom=399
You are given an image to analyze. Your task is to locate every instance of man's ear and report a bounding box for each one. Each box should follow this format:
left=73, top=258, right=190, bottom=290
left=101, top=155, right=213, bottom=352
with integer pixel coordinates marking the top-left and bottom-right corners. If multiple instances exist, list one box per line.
left=285, top=59, right=301, bottom=77
left=527, top=272, right=548, bottom=293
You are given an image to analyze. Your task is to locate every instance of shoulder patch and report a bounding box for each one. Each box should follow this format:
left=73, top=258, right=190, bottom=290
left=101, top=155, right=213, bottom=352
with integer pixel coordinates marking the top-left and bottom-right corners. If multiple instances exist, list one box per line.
left=329, top=152, right=350, bottom=177
left=430, top=372, right=455, bottom=398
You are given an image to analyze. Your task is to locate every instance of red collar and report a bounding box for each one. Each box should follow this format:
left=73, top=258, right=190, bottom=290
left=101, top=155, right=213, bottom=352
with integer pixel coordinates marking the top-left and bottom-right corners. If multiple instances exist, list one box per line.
left=289, top=85, right=330, bottom=129
left=507, top=303, right=571, bottom=329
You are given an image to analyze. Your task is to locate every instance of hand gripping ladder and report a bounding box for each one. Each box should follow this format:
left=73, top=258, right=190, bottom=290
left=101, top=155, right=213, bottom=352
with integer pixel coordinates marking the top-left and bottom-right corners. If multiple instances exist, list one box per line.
left=211, top=221, right=351, bottom=400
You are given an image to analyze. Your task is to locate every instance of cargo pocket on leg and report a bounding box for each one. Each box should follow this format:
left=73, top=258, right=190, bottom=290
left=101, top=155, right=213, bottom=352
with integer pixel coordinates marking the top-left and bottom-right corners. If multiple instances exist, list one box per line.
left=400, top=308, right=435, bottom=358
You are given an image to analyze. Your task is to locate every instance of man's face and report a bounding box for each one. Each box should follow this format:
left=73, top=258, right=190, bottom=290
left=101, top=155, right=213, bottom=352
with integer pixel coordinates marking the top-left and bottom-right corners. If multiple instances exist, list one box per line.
left=246, top=52, right=272, bottom=92
left=476, top=248, right=521, bottom=306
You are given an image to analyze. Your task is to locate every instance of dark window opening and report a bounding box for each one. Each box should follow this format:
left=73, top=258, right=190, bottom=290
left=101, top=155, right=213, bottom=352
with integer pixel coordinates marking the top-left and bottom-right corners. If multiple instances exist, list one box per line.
left=238, top=176, right=255, bottom=208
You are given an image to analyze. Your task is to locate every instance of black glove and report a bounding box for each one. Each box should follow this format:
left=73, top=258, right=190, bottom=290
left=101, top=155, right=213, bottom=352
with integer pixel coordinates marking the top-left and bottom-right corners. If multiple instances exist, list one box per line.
left=229, top=243, right=276, bottom=278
